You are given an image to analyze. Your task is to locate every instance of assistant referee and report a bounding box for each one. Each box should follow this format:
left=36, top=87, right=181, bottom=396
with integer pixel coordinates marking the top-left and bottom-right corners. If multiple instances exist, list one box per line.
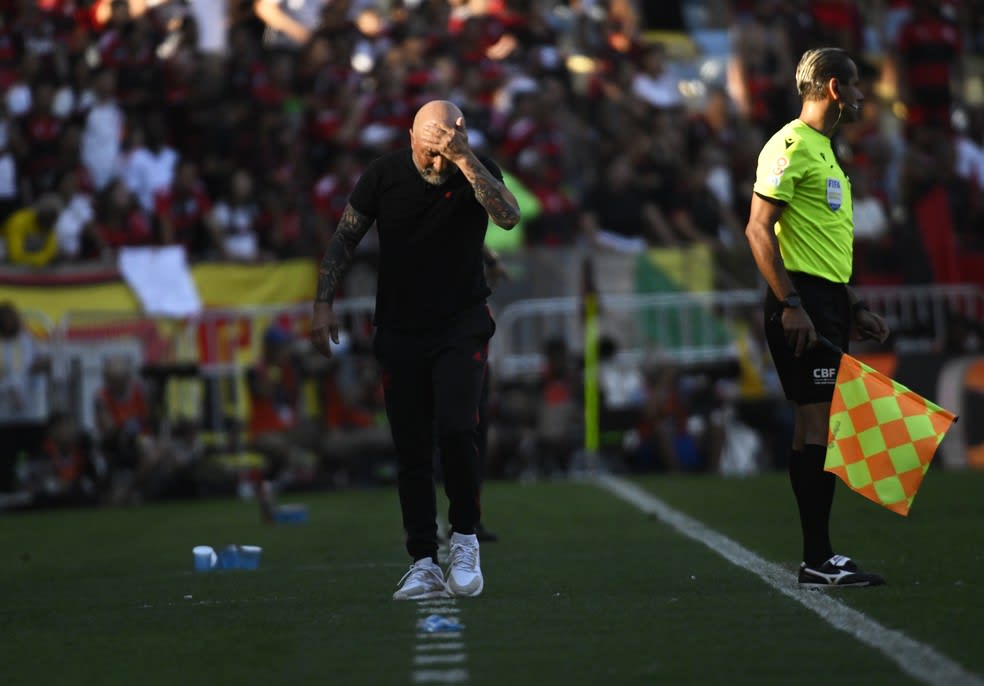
left=744, top=48, right=890, bottom=587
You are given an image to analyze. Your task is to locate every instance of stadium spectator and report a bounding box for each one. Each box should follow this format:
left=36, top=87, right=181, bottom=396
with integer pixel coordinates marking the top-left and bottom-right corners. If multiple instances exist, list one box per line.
left=892, top=0, right=962, bottom=136
left=13, top=80, right=67, bottom=196
left=0, top=301, right=50, bottom=492
left=53, top=169, right=97, bottom=262
left=727, top=0, right=797, bottom=133
left=0, top=100, right=19, bottom=225
left=29, top=411, right=100, bottom=506
left=524, top=336, right=579, bottom=479
left=623, top=363, right=682, bottom=473
left=208, top=168, right=262, bottom=262
left=580, top=155, right=678, bottom=250
left=154, top=159, right=218, bottom=257
left=247, top=325, right=314, bottom=518
left=253, top=0, right=327, bottom=49
left=80, top=67, right=125, bottom=192
left=93, top=354, right=159, bottom=503
left=630, top=42, right=682, bottom=111
left=2, top=193, right=62, bottom=267
left=118, top=118, right=179, bottom=214
left=93, top=178, right=154, bottom=254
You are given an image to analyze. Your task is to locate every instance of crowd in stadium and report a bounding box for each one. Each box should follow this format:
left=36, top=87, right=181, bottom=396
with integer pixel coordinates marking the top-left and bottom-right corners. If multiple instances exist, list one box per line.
left=0, top=0, right=979, bottom=281
left=2, top=0, right=983, bottom=506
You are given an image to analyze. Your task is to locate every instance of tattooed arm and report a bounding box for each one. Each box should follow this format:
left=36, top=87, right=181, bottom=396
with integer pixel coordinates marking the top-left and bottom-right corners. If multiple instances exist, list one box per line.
left=419, top=119, right=520, bottom=229
left=456, top=154, right=521, bottom=229
left=311, top=204, right=373, bottom=358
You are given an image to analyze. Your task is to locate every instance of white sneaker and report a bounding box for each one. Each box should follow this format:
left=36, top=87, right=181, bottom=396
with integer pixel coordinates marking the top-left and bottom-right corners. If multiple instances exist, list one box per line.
left=446, top=532, right=483, bottom=597
left=393, top=558, right=449, bottom=600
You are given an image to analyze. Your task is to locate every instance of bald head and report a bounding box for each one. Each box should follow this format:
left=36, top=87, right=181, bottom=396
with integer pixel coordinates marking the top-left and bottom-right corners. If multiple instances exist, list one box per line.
left=409, top=100, right=467, bottom=186
left=411, top=100, right=464, bottom=139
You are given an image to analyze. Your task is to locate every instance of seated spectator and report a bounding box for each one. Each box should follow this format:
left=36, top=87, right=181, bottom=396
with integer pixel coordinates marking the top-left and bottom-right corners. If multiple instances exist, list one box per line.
left=247, top=326, right=312, bottom=518
left=2, top=193, right=62, bottom=267
left=624, top=365, right=685, bottom=473
left=53, top=170, right=97, bottom=262
left=524, top=337, right=579, bottom=480
left=154, top=159, right=218, bottom=258
left=28, top=411, right=100, bottom=507
left=208, top=168, right=262, bottom=262
left=316, top=337, right=390, bottom=484
left=93, top=179, right=154, bottom=256
left=93, top=355, right=159, bottom=503
left=630, top=42, right=682, bottom=110
left=580, top=155, right=678, bottom=250
left=118, top=118, right=178, bottom=214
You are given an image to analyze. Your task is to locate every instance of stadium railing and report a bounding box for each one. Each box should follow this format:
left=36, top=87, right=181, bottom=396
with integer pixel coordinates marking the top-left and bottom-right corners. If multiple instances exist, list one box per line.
left=489, top=285, right=984, bottom=380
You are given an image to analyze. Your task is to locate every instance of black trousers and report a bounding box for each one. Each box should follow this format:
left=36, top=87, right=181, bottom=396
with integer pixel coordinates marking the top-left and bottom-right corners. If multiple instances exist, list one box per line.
left=373, top=305, right=495, bottom=561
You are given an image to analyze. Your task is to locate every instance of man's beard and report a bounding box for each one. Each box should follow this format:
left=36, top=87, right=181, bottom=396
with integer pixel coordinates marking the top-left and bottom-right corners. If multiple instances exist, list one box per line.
left=418, top=166, right=456, bottom=186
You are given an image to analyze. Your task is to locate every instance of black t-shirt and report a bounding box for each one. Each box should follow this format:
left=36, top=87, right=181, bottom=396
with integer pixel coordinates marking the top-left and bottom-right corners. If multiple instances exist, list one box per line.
left=348, top=148, right=502, bottom=331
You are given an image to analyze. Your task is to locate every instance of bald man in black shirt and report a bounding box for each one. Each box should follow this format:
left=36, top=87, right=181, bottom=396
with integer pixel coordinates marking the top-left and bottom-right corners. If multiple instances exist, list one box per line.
left=311, top=100, right=520, bottom=599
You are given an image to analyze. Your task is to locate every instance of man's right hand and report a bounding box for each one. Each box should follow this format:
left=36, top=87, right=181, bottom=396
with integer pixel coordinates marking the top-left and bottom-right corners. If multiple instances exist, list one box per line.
left=311, top=301, right=340, bottom=358
left=782, top=307, right=817, bottom=357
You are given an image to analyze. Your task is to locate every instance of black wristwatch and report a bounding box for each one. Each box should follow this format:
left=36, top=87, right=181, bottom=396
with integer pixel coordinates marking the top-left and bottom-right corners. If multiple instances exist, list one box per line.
left=779, top=293, right=802, bottom=310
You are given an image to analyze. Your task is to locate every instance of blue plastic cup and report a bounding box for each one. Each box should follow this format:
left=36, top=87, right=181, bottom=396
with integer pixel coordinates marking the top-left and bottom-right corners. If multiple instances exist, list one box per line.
left=218, top=544, right=239, bottom=570
left=192, top=545, right=217, bottom=572
left=237, top=545, right=262, bottom=570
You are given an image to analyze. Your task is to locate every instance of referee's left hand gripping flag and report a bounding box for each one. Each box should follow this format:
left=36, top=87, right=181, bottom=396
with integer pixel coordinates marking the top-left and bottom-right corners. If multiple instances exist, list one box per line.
left=824, top=352, right=957, bottom=516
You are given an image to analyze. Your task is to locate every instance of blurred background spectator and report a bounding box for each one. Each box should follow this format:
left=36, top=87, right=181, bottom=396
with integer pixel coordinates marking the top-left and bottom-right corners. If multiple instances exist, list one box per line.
left=0, top=301, right=50, bottom=491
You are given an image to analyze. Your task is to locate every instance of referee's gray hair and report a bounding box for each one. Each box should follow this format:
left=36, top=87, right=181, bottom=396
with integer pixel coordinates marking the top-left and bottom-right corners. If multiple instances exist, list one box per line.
left=795, top=48, right=854, bottom=101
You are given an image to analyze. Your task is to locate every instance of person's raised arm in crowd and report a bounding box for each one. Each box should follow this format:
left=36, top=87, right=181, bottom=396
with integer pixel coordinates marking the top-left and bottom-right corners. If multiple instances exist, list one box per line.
left=254, top=0, right=315, bottom=46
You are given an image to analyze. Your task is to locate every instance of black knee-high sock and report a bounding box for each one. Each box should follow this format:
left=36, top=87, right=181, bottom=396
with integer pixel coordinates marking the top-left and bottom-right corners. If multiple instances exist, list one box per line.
left=788, top=444, right=835, bottom=566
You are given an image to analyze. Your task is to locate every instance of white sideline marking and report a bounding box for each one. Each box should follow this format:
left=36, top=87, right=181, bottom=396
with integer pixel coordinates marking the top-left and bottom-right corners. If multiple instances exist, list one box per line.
left=418, top=599, right=457, bottom=609
left=412, top=669, right=468, bottom=684
left=418, top=606, right=460, bottom=615
left=414, top=654, right=466, bottom=666
left=595, top=473, right=984, bottom=686
left=417, top=632, right=464, bottom=640
left=416, top=642, right=464, bottom=652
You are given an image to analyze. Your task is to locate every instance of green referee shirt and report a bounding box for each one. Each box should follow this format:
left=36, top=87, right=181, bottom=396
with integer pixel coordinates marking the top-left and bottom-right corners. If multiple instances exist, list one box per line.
left=753, top=119, right=853, bottom=284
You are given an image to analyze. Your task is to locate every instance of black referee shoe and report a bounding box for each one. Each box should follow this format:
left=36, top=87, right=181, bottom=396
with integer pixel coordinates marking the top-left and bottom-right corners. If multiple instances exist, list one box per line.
left=798, top=555, right=886, bottom=587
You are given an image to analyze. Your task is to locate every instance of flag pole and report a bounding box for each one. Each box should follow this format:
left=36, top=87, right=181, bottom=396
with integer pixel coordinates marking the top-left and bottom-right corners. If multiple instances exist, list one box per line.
left=582, top=257, right=600, bottom=472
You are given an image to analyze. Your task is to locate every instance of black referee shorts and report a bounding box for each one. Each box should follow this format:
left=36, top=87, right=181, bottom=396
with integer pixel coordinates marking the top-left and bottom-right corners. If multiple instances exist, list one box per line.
left=764, top=272, right=850, bottom=406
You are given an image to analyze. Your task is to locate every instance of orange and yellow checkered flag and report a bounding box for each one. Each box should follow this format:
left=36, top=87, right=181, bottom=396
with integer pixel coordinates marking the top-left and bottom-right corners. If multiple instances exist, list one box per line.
left=825, top=353, right=957, bottom=516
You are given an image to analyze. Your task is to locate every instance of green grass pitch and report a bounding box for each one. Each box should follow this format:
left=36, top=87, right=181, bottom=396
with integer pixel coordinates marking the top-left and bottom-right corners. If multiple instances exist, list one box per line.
left=2, top=470, right=982, bottom=685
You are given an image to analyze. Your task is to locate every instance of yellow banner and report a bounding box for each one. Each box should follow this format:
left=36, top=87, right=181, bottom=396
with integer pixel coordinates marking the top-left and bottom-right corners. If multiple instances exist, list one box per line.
left=1, top=281, right=140, bottom=321
left=2, top=259, right=318, bottom=320
left=193, top=259, right=317, bottom=308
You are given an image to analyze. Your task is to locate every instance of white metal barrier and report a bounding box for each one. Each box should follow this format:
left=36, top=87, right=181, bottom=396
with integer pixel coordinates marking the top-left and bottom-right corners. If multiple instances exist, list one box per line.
left=489, top=285, right=984, bottom=379
left=50, top=297, right=379, bottom=433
